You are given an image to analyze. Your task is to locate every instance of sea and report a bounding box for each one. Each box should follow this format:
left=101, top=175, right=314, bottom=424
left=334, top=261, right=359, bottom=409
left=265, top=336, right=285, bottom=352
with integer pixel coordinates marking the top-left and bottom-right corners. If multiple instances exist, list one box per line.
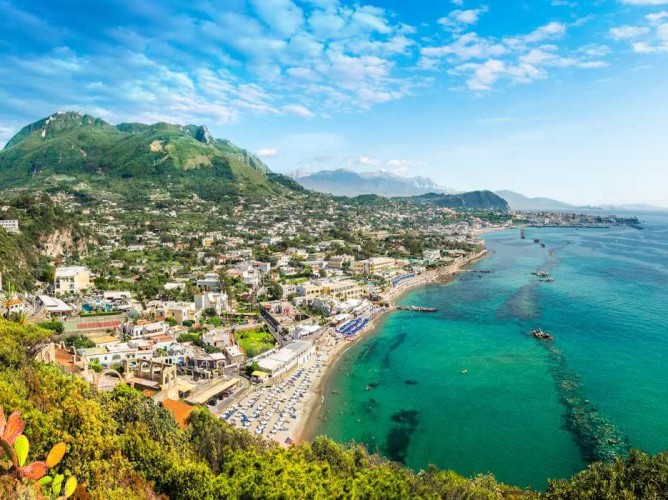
left=312, top=213, right=668, bottom=490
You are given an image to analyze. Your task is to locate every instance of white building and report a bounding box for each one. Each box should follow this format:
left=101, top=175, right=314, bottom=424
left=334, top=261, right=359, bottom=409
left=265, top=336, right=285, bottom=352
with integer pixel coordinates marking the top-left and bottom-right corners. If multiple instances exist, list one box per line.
left=37, top=295, right=73, bottom=316
left=256, top=340, right=314, bottom=377
left=194, top=291, right=229, bottom=314
left=55, top=266, right=91, bottom=293
left=0, top=219, right=19, bottom=233
left=196, top=273, right=220, bottom=291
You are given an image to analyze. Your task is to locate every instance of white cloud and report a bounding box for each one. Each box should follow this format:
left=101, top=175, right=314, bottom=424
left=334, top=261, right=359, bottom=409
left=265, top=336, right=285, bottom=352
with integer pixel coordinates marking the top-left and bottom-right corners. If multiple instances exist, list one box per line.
left=421, top=32, right=508, bottom=63
left=610, top=11, right=668, bottom=53
left=358, top=155, right=381, bottom=165
left=647, top=11, right=668, bottom=23
left=257, top=148, right=278, bottom=158
left=438, top=8, right=488, bottom=31
left=421, top=17, right=606, bottom=92
left=250, top=0, right=304, bottom=37
left=505, top=22, right=567, bottom=48
left=620, top=0, right=668, bottom=5
left=282, top=104, right=316, bottom=117
left=610, top=26, right=650, bottom=39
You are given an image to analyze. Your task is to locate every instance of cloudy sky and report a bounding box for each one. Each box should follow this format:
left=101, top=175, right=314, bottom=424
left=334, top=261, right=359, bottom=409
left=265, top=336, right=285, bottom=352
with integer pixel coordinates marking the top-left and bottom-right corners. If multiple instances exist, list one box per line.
left=1, top=0, right=667, bottom=205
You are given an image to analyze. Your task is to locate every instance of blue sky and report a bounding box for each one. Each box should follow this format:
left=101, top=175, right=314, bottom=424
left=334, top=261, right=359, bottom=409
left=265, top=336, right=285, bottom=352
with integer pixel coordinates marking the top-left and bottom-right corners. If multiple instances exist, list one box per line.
left=1, top=0, right=667, bottom=205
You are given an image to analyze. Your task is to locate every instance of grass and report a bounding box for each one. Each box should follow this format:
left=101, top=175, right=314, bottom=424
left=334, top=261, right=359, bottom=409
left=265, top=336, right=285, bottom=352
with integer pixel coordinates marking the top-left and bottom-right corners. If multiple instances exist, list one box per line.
left=235, top=328, right=275, bottom=358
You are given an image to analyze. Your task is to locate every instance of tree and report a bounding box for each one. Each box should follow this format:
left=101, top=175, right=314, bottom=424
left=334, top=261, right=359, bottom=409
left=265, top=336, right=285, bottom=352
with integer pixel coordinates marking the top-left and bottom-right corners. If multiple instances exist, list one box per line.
left=0, top=282, right=16, bottom=319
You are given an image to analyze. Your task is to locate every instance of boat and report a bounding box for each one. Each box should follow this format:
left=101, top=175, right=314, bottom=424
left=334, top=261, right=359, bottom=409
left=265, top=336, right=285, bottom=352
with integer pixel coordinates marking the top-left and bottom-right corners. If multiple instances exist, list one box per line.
left=545, top=277, right=554, bottom=283
left=461, top=369, right=468, bottom=374
left=530, top=328, right=553, bottom=340
left=532, top=271, right=550, bottom=277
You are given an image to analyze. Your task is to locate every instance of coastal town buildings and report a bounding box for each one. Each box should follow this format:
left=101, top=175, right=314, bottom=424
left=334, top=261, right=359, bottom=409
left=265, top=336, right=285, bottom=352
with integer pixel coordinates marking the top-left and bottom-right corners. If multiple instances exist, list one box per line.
left=0, top=219, right=19, bottom=233
left=54, top=266, right=91, bottom=293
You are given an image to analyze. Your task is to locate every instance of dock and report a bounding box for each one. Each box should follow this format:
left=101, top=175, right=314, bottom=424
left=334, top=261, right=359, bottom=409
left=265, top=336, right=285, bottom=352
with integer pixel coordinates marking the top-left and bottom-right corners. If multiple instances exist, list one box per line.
left=396, top=306, right=438, bottom=313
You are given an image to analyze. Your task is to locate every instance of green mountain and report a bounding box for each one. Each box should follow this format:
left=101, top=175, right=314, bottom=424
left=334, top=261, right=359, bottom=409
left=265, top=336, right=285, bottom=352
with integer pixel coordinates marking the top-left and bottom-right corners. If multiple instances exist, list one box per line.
left=408, top=190, right=510, bottom=211
left=0, top=111, right=301, bottom=202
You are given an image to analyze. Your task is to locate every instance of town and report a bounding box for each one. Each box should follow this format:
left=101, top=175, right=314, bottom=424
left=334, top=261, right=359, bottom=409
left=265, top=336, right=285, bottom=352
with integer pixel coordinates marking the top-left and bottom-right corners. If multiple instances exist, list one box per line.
left=0, top=189, right=508, bottom=443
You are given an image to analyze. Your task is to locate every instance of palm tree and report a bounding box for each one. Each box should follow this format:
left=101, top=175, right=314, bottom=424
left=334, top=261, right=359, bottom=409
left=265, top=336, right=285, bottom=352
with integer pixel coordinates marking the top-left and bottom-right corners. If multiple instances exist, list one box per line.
left=0, top=281, right=17, bottom=320
left=11, top=310, right=28, bottom=326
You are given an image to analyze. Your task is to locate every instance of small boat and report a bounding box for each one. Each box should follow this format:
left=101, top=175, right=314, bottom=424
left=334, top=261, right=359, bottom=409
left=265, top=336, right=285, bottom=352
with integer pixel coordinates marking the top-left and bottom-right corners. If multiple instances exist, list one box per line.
left=461, top=369, right=468, bottom=374
left=530, top=328, right=553, bottom=341
left=545, top=277, right=554, bottom=283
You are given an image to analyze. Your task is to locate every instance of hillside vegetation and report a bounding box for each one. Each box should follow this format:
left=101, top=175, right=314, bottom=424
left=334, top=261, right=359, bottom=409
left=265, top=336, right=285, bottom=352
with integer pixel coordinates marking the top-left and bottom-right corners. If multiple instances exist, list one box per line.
left=0, top=194, right=87, bottom=290
left=2, top=320, right=668, bottom=498
left=0, top=112, right=298, bottom=204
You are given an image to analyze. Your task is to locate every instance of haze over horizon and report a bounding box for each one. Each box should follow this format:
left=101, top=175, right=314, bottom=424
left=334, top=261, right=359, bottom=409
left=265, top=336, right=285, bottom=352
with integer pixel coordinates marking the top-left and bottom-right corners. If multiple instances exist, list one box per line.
left=1, top=0, right=667, bottom=205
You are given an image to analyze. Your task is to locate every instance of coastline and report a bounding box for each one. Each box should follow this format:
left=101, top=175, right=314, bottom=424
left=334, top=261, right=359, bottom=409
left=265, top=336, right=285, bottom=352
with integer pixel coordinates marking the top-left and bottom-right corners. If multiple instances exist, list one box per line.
left=293, top=249, right=489, bottom=444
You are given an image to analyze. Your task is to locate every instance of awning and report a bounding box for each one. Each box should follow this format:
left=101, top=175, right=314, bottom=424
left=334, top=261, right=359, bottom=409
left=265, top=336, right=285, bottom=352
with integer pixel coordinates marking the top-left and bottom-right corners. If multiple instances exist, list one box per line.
left=187, top=378, right=240, bottom=405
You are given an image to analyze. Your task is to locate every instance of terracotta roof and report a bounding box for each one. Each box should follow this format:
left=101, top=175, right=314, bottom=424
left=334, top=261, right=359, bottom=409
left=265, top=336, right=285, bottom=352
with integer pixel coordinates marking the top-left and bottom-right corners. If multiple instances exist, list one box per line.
left=162, top=398, right=195, bottom=429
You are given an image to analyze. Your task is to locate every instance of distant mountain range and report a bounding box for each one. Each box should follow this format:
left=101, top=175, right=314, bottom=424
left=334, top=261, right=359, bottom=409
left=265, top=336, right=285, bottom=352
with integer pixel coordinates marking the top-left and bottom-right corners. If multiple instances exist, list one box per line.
left=294, top=169, right=454, bottom=197
left=494, top=190, right=575, bottom=211
left=496, top=190, right=668, bottom=212
left=0, top=111, right=303, bottom=202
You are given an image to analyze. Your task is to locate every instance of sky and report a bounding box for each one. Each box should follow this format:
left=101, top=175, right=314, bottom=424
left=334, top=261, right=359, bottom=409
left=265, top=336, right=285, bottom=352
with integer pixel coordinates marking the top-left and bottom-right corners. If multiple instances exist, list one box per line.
left=0, top=0, right=667, bottom=206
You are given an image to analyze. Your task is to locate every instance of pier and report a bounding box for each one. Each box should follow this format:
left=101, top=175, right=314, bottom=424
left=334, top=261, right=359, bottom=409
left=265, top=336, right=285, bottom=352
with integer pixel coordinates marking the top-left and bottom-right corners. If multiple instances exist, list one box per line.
left=396, top=306, right=438, bottom=313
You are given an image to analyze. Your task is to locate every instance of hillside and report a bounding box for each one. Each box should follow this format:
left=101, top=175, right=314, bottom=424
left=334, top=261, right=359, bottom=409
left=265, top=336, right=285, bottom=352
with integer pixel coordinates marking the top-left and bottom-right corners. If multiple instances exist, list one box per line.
left=295, top=169, right=454, bottom=197
left=495, top=190, right=574, bottom=211
left=0, top=193, right=87, bottom=291
left=0, top=112, right=302, bottom=203
left=2, top=319, right=668, bottom=498
left=408, top=191, right=510, bottom=211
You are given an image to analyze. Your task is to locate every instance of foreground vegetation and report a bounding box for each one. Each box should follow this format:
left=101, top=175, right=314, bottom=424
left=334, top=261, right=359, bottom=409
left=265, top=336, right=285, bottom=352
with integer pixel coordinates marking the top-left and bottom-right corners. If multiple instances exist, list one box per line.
left=1, top=320, right=668, bottom=499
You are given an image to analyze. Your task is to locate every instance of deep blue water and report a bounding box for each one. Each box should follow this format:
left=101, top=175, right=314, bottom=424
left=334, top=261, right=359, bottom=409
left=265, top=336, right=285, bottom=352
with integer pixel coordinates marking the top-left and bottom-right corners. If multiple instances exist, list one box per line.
left=314, top=213, right=668, bottom=489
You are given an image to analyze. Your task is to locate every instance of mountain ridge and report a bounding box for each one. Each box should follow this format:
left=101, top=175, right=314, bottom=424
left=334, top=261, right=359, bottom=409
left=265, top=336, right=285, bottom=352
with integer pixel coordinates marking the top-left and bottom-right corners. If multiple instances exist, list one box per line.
left=295, top=168, right=455, bottom=197
left=0, top=111, right=295, bottom=203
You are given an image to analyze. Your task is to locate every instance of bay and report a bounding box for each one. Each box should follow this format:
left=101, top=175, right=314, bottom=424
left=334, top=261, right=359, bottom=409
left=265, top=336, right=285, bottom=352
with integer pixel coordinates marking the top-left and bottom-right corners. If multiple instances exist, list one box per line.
left=313, top=213, right=668, bottom=490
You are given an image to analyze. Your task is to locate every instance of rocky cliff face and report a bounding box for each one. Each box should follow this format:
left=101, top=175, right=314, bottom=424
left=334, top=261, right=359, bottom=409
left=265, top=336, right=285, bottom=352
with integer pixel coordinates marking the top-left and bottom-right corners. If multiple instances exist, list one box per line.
left=40, top=227, right=88, bottom=258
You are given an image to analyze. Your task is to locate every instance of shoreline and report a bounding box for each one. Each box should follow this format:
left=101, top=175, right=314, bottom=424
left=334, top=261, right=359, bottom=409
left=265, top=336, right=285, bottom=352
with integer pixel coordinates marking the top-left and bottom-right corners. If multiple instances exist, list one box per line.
left=293, top=249, right=489, bottom=444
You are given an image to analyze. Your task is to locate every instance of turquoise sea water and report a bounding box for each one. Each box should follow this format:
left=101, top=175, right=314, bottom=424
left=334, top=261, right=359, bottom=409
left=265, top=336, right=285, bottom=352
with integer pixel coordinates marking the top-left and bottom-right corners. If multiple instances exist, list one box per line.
left=313, top=213, right=668, bottom=489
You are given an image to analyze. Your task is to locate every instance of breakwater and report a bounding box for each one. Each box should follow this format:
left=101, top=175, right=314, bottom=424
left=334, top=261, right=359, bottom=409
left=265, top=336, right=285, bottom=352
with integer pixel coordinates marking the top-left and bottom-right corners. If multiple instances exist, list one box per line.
left=538, top=340, right=630, bottom=463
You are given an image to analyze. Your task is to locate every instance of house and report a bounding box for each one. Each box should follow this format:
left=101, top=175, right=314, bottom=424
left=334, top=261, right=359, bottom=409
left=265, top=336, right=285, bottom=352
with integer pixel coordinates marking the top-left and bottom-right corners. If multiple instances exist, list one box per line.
left=196, top=273, right=220, bottom=291
left=202, top=329, right=233, bottom=348
left=122, top=320, right=169, bottom=339
left=423, top=249, right=441, bottom=264
left=194, top=291, right=229, bottom=314
left=328, top=255, right=354, bottom=269
left=0, top=219, right=19, bottom=233
left=322, top=280, right=365, bottom=300
left=296, top=283, right=323, bottom=299
left=253, top=261, right=271, bottom=273
left=223, top=345, right=245, bottom=365
left=4, top=297, right=26, bottom=316
left=55, top=266, right=91, bottom=293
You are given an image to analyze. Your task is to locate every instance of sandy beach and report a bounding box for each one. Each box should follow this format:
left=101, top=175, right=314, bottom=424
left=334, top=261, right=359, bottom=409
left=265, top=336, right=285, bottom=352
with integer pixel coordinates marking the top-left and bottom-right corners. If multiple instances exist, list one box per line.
left=221, top=249, right=490, bottom=446
left=293, top=249, right=489, bottom=444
